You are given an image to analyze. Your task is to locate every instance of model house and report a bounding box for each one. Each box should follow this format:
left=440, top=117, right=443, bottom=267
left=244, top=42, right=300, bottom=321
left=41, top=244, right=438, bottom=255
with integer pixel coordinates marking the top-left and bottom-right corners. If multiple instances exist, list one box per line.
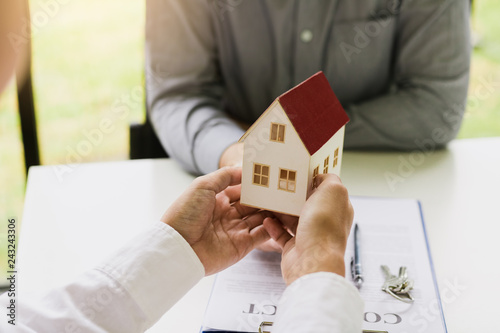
left=239, top=71, right=350, bottom=216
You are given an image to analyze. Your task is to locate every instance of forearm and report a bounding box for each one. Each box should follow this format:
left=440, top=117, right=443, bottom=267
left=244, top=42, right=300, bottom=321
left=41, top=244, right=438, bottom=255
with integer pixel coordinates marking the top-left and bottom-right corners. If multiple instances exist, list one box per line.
left=146, top=0, right=244, bottom=174
left=1, top=270, right=148, bottom=332
left=345, top=0, right=470, bottom=150
left=2, top=222, right=205, bottom=332
left=98, top=222, right=205, bottom=326
left=149, top=97, right=244, bottom=174
left=344, top=74, right=469, bottom=150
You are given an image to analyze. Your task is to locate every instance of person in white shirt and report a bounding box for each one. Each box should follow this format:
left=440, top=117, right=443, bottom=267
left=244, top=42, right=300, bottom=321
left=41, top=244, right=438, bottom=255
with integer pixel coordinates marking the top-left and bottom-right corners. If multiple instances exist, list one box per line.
left=1, top=3, right=363, bottom=332
left=1, top=167, right=363, bottom=332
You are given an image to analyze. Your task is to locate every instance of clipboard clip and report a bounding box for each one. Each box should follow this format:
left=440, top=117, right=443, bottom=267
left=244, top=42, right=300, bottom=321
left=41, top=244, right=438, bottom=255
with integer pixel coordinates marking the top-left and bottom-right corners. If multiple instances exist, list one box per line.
left=258, top=320, right=388, bottom=333
left=258, top=321, right=273, bottom=333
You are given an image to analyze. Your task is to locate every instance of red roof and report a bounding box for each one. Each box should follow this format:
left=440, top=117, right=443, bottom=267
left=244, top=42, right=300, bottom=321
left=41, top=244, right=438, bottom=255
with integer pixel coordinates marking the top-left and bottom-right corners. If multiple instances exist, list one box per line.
left=277, top=72, right=349, bottom=155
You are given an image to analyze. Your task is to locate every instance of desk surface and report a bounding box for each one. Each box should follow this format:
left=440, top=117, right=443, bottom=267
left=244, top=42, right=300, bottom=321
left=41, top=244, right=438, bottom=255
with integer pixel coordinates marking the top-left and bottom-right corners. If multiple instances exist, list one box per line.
left=19, top=138, right=500, bottom=333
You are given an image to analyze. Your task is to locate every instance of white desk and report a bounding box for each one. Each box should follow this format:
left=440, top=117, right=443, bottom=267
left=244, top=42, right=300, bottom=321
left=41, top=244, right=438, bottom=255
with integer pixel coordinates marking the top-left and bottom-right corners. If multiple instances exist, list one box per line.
left=19, top=138, right=500, bottom=332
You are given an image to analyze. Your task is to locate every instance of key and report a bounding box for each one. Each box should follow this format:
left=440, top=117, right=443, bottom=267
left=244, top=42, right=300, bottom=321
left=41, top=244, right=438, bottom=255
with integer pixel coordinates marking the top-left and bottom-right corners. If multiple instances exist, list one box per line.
left=380, top=265, right=415, bottom=303
left=397, top=267, right=414, bottom=293
left=381, top=265, right=405, bottom=291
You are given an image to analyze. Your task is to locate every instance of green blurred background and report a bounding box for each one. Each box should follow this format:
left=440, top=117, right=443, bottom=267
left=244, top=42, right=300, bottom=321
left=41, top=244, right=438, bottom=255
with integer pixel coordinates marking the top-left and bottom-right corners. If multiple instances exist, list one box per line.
left=1, top=0, right=499, bottom=277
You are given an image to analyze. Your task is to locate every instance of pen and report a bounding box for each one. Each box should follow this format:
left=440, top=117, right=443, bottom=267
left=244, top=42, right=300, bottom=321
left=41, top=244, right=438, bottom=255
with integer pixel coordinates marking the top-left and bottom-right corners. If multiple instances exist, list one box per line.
left=351, top=223, right=364, bottom=289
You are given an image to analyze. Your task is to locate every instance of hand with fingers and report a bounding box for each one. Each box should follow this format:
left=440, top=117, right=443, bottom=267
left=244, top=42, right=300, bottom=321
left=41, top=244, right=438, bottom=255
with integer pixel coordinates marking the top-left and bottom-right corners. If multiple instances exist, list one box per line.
left=161, top=166, right=271, bottom=275
left=264, top=174, right=354, bottom=285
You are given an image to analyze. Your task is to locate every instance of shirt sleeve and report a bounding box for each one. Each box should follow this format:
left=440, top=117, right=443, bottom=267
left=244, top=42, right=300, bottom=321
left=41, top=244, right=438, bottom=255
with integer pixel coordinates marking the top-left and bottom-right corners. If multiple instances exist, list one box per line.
left=344, top=0, right=471, bottom=150
left=145, top=0, right=245, bottom=175
left=273, top=272, right=364, bottom=333
left=0, top=221, right=205, bottom=332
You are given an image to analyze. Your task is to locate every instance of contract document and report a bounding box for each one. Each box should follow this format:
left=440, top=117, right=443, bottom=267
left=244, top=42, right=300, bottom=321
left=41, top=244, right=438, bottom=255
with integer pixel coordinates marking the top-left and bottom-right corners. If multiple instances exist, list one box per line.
left=201, top=197, right=447, bottom=333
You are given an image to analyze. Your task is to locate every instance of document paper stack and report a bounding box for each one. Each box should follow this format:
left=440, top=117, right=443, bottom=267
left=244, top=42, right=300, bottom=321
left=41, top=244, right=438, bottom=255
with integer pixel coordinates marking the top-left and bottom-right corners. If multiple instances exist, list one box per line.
left=201, top=197, right=447, bottom=333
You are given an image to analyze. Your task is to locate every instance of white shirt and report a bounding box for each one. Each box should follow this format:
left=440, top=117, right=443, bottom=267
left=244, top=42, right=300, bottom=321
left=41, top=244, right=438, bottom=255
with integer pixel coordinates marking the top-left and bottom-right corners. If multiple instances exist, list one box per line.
left=0, top=221, right=364, bottom=332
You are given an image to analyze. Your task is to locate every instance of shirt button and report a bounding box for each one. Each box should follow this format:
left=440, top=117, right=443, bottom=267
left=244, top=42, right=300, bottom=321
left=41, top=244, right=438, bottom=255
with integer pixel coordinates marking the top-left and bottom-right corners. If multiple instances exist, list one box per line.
left=300, top=29, right=313, bottom=43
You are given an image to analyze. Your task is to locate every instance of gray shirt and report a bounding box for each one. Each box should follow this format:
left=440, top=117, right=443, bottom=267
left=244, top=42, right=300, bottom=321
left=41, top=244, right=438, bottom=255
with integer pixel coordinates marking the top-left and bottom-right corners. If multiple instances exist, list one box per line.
left=146, top=0, right=470, bottom=175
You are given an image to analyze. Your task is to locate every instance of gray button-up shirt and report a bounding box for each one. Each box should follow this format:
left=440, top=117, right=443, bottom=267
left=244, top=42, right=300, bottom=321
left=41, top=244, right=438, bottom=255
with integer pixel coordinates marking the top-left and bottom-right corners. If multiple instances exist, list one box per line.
left=146, top=0, right=470, bottom=174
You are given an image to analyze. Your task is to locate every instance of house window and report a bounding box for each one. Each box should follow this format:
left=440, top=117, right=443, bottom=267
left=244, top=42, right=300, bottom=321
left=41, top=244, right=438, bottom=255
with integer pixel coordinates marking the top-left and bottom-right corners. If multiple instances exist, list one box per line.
left=278, top=169, right=296, bottom=192
left=333, top=148, right=339, bottom=168
left=253, top=163, right=270, bottom=187
left=323, top=156, right=329, bottom=174
left=270, top=123, right=286, bottom=143
left=312, top=166, right=319, bottom=189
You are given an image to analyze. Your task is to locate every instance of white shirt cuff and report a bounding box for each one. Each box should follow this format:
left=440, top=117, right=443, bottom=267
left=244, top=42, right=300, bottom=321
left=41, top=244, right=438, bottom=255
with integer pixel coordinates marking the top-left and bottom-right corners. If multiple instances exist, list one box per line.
left=274, top=272, right=364, bottom=333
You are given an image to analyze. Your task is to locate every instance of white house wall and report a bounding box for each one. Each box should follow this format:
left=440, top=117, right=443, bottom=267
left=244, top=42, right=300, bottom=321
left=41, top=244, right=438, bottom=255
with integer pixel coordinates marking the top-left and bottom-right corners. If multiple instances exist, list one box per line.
left=307, top=126, right=346, bottom=197
left=240, top=103, right=310, bottom=216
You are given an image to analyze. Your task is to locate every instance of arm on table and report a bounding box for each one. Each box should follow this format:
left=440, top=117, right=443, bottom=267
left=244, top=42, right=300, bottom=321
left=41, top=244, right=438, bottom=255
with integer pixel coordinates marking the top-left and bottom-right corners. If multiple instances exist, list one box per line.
left=0, top=167, right=269, bottom=332
left=345, top=0, right=471, bottom=150
left=0, top=222, right=205, bottom=332
left=146, top=0, right=244, bottom=175
left=1, top=169, right=363, bottom=332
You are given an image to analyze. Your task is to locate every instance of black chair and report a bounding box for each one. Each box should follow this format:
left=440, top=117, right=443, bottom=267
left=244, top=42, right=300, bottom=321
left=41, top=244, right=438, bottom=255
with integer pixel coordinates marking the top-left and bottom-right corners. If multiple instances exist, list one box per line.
left=129, top=113, right=168, bottom=159
left=17, top=0, right=40, bottom=175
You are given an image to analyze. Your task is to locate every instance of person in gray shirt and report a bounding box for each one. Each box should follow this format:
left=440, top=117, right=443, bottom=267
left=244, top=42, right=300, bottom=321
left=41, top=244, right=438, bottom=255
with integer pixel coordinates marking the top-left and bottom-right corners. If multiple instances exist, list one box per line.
left=146, top=0, right=471, bottom=175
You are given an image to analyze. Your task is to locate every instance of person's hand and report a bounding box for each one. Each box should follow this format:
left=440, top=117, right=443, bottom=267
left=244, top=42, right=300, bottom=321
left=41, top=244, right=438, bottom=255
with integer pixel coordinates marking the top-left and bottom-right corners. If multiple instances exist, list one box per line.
left=219, top=143, right=290, bottom=253
left=160, top=167, right=270, bottom=275
left=218, top=142, right=285, bottom=253
left=264, top=174, right=354, bottom=285
left=219, top=142, right=244, bottom=168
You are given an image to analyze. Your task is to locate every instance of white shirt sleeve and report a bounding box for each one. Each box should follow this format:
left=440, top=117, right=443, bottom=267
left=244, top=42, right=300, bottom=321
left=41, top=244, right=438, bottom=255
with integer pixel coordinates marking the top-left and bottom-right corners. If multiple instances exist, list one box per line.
left=1, top=221, right=363, bottom=332
left=273, top=272, right=365, bottom=333
left=0, top=221, right=205, bottom=332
